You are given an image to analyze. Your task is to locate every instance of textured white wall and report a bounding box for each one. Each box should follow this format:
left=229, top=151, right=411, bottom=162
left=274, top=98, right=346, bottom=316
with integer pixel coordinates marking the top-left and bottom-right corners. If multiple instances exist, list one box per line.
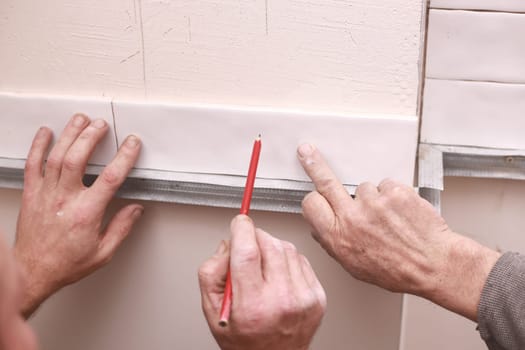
left=0, top=0, right=423, bottom=116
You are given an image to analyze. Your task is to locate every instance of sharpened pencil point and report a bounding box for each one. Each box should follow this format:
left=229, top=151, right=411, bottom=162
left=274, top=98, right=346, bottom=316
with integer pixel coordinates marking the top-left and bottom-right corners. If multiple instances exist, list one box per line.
left=257, top=134, right=261, bottom=140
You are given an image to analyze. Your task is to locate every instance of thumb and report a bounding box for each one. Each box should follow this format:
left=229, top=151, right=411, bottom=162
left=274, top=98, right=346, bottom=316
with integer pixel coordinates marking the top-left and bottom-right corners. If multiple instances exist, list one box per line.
left=97, top=204, right=144, bottom=264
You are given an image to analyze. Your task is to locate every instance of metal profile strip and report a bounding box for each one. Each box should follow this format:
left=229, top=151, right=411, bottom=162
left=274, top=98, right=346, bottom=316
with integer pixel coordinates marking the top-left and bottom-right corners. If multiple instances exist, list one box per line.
left=418, top=143, right=525, bottom=210
left=0, top=157, right=356, bottom=214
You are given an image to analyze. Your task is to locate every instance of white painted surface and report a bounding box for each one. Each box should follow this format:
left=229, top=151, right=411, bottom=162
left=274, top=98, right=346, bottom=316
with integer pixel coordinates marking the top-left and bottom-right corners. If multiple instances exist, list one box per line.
left=0, top=93, right=116, bottom=165
left=0, top=188, right=403, bottom=350
left=0, top=0, right=144, bottom=99
left=431, top=0, right=525, bottom=12
left=401, top=177, right=525, bottom=350
left=426, top=10, right=525, bottom=83
left=114, top=100, right=418, bottom=185
left=0, top=0, right=424, bottom=116
left=421, top=79, right=525, bottom=149
left=141, top=0, right=423, bottom=116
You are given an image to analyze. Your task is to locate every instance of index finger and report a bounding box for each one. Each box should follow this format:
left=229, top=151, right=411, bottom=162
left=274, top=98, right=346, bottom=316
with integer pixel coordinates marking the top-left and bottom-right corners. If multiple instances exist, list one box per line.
left=230, top=215, right=263, bottom=293
left=297, top=144, right=353, bottom=212
left=87, top=135, right=141, bottom=207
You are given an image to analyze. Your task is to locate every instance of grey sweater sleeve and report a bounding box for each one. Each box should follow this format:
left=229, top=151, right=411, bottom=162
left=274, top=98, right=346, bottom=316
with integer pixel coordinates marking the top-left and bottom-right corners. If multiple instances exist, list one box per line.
left=478, top=252, right=525, bottom=350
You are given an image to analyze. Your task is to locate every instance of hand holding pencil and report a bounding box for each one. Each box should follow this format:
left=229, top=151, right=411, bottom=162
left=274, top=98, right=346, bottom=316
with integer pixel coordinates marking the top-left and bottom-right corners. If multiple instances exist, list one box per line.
left=198, top=215, right=326, bottom=350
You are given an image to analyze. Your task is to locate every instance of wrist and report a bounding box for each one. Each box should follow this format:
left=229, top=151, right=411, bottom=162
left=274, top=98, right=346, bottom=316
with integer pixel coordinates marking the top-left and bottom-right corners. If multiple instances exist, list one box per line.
left=421, top=233, right=500, bottom=321
left=14, top=249, right=59, bottom=318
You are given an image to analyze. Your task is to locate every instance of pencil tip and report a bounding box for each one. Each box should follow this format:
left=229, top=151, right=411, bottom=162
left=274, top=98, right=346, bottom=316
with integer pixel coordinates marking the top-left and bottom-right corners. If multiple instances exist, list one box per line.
left=257, top=134, right=261, bottom=140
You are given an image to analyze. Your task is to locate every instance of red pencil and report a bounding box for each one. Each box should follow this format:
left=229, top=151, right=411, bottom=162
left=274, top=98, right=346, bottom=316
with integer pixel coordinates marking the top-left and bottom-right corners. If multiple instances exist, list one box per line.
left=218, top=135, right=262, bottom=327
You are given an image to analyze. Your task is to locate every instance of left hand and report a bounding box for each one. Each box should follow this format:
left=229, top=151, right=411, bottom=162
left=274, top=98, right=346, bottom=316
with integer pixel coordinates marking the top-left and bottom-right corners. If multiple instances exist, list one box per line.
left=14, top=115, right=144, bottom=317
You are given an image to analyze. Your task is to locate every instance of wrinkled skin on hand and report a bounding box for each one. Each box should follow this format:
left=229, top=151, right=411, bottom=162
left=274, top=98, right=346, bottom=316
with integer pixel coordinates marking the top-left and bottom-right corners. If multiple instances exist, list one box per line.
left=199, top=215, right=326, bottom=350
left=15, top=115, right=144, bottom=317
left=297, top=143, right=501, bottom=321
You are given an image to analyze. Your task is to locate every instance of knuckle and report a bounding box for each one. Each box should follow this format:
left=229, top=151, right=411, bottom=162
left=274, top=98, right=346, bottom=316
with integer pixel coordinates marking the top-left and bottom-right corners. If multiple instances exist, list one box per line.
left=236, top=247, right=260, bottom=264
left=24, top=159, right=39, bottom=173
left=99, top=253, right=113, bottom=266
left=316, top=176, right=337, bottom=191
left=46, top=155, right=62, bottom=170
left=197, top=261, right=216, bottom=284
left=282, top=241, right=297, bottom=254
left=100, top=168, right=122, bottom=188
left=62, top=155, right=82, bottom=172
left=72, top=208, right=93, bottom=226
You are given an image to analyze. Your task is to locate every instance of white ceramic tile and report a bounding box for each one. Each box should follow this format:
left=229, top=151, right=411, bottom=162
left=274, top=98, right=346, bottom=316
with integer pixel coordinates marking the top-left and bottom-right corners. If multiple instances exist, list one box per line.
left=431, top=0, right=525, bottom=12
left=0, top=93, right=117, bottom=165
left=0, top=0, right=144, bottom=99
left=140, top=0, right=423, bottom=116
left=113, top=101, right=418, bottom=186
left=426, top=10, right=525, bottom=83
left=421, top=79, right=525, bottom=149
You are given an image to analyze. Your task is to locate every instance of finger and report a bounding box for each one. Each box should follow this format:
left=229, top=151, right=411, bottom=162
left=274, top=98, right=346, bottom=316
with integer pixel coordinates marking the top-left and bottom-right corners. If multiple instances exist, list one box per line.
left=378, top=178, right=402, bottom=193
left=229, top=215, right=263, bottom=293
left=88, top=135, right=141, bottom=207
left=300, top=255, right=327, bottom=309
left=302, top=191, right=336, bottom=244
left=297, top=143, right=353, bottom=212
left=255, top=228, right=288, bottom=284
left=198, top=241, right=230, bottom=318
left=59, top=119, right=110, bottom=190
left=354, top=182, right=379, bottom=201
left=96, top=204, right=144, bottom=265
left=44, top=114, right=90, bottom=186
left=198, top=241, right=231, bottom=295
left=24, top=127, right=53, bottom=190
left=282, top=242, right=310, bottom=293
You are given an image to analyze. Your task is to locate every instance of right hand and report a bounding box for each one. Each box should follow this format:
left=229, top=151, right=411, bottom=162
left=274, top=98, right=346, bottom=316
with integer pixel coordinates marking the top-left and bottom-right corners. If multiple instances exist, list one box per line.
left=297, top=143, right=501, bottom=321
left=198, top=215, right=326, bottom=350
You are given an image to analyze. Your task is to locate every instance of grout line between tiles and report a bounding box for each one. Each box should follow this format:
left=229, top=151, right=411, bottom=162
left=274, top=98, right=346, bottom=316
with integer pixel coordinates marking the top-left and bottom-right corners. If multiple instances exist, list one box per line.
left=110, top=99, right=120, bottom=149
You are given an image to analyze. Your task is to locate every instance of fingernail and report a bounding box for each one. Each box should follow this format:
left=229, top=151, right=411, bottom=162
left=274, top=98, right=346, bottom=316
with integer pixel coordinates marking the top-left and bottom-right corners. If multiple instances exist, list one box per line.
left=132, top=206, right=144, bottom=218
left=298, top=143, right=314, bottom=158
left=125, top=135, right=140, bottom=148
left=73, top=114, right=87, bottom=127
left=92, top=119, right=106, bottom=129
left=214, top=240, right=228, bottom=256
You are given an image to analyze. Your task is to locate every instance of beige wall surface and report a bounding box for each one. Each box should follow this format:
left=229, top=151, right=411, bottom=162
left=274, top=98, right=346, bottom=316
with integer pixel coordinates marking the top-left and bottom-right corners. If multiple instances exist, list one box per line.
left=0, top=188, right=402, bottom=350
left=401, top=177, right=525, bottom=350
left=0, top=0, right=423, bottom=115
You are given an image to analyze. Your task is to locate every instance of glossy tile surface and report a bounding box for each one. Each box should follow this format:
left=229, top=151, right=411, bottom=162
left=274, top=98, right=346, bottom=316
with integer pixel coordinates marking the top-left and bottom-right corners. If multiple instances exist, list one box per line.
left=421, top=79, right=525, bottom=149
left=0, top=93, right=117, bottom=165
left=114, top=101, right=418, bottom=185
left=427, top=10, right=525, bottom=83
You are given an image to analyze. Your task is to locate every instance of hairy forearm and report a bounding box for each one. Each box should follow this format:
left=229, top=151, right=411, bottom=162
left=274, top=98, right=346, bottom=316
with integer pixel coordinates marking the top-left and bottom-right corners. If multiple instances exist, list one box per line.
left=421, top=233, right=501, bottom=322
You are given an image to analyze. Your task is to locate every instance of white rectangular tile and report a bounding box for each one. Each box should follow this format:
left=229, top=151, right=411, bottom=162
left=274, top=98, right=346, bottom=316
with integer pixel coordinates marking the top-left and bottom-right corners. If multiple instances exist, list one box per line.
left=426, top=10, right=525, bottom=83
left=140, top=0, right=423, bottom=116
left=431, top=0, right=525, bottom=12
left=0, top=0, right=144, bottom=99
left=0, top=93, right=117, bottom=165
left=421, top=79, right=525, bottom=149
left=114, top=101, right=418, bottom=186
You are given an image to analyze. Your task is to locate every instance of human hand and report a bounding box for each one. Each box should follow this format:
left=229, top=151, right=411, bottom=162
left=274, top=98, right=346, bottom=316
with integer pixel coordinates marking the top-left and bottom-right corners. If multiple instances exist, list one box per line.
left=0, top=233, right=37, bottom=350
left=297, top=144, right=500, bottom=321
left=14, top=115, right=144, bottom=318
left=198, top=215, right=326, bottom=350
